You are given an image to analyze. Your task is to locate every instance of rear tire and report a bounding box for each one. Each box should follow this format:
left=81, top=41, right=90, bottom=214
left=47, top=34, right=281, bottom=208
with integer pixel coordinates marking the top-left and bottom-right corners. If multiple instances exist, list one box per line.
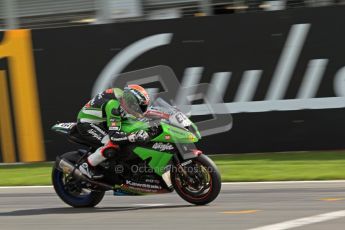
left=171, top=154, right=221, bottom=205
left=52, top=151, right=105, bottom=208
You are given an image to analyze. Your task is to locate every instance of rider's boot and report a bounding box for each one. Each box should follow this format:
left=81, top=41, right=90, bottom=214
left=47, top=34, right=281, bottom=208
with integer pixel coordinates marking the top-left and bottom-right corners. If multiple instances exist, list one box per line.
left=79, top=141, right=119, bottom=179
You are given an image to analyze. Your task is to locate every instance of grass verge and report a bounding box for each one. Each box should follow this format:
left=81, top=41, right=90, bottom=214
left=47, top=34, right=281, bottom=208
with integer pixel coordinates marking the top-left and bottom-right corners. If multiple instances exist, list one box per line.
left=212, top=151, right=345, bottom=182
left=0, top=151, right=344, bottom=186
left=0, top=162, right=53, bottom=186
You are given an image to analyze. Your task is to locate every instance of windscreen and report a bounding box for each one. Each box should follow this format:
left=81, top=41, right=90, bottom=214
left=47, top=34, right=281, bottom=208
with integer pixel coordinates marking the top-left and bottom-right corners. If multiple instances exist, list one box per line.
left=149, top=98, right=192, bottom=128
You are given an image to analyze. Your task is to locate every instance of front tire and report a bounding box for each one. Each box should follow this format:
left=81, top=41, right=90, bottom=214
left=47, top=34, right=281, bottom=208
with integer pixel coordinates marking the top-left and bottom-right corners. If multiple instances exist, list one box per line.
left=52, top=151, right=105, bottom=208
left=171, top=154, right=221, bottom=205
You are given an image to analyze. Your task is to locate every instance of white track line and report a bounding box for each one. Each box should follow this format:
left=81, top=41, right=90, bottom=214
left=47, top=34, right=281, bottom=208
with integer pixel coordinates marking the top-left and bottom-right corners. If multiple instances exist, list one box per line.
left=0, top=180, right=344, bottom=189
left=0, top=186, right=53, bottom=189
left=134, top=203, right=168, bottom=207
left=247, top=210, right=345, bottom=230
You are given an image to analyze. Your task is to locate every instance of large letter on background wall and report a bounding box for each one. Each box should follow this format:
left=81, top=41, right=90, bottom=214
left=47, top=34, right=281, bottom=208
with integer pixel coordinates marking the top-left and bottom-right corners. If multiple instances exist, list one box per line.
left=0, top=70, right=16, bottom=162
left=0, top=30, right=45, bottom=162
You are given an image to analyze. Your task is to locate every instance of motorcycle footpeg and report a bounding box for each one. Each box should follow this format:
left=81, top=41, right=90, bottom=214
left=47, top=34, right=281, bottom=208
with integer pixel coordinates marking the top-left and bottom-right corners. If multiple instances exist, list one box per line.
left=91, top=174, right=104, bottom=180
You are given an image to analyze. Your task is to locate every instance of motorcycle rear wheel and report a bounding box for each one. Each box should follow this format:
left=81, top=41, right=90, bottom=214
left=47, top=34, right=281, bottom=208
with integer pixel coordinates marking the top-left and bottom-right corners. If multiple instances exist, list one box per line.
left=52, top=151, right=105, bottom=208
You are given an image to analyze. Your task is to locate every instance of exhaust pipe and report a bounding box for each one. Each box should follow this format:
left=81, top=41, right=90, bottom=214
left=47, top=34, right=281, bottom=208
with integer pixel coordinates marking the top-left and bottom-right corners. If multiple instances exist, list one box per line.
left=58, top=158, right=88, bottom=181
left=57, top=157, right=113, bottom=190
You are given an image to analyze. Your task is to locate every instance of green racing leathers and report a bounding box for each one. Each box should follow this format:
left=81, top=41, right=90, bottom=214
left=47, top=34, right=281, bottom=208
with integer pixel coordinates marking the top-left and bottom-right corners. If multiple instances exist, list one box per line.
left=76, top=88, right=149, bottom=168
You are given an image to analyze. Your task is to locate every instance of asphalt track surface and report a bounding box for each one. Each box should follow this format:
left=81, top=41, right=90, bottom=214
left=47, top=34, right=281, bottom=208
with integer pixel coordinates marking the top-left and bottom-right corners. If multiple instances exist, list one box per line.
left=0, top=181, right=344, bottom=230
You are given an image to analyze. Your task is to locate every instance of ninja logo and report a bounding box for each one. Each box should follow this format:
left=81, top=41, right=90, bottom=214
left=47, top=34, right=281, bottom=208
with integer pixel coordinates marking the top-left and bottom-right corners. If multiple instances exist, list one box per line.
left=152, top=142, right=174, bottom=151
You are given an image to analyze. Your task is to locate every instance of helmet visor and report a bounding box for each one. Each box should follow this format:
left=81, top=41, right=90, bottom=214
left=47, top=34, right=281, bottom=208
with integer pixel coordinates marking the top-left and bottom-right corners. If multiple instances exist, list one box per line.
left=123, top=91, right=145, bottom=117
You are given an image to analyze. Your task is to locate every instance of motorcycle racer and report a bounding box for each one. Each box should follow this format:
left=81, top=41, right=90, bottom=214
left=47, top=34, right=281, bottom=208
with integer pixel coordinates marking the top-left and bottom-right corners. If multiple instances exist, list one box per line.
left=52, top=95, right=221, bottom=207
left=76, top=84, right=151, bottom=179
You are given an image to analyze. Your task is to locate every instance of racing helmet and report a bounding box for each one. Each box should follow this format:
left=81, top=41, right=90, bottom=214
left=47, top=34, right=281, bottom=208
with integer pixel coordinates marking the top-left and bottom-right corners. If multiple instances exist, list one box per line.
left=121, top=84, right=150, bottom=117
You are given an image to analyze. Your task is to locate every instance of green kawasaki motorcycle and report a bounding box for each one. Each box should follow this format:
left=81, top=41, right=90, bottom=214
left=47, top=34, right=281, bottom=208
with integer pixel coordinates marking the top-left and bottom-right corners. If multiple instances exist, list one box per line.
left=51, top=98, right=221, bottom=207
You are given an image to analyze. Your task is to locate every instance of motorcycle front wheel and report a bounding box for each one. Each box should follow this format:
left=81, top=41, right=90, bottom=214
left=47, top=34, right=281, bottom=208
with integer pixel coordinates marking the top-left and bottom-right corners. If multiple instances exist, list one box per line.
left=171, top=154, right=221, bottom=205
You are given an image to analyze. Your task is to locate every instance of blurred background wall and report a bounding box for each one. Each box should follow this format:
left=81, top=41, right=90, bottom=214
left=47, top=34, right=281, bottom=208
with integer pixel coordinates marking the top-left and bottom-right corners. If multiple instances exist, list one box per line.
left=2, top=0, right=345, bottom=30
left=1, top=1, right=345, bottom=162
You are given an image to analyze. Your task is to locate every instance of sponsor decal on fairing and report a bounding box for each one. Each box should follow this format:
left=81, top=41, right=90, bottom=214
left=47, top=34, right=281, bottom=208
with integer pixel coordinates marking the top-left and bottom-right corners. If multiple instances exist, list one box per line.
left=152, top=142, right=174, bottom=151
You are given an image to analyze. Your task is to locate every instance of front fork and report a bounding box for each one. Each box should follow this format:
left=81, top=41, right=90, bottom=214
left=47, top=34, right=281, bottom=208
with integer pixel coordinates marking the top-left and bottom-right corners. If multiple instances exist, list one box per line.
left=172, top=154, right=199, bottom=186
left=173, top=147, right=203, bottom=177
left=173, top=155, right=189, bottom=177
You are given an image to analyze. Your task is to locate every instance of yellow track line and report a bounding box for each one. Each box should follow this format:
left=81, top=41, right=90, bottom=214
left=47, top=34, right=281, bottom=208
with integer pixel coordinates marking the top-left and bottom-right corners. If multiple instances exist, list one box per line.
left=221, top=210, right=260, bottom=214
left=320, top=198, right=345, bottom=202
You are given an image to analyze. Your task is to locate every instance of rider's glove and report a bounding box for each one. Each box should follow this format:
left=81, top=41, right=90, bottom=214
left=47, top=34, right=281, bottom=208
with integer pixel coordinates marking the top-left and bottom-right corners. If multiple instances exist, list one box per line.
left=128, top=130, right=150, bottom=143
